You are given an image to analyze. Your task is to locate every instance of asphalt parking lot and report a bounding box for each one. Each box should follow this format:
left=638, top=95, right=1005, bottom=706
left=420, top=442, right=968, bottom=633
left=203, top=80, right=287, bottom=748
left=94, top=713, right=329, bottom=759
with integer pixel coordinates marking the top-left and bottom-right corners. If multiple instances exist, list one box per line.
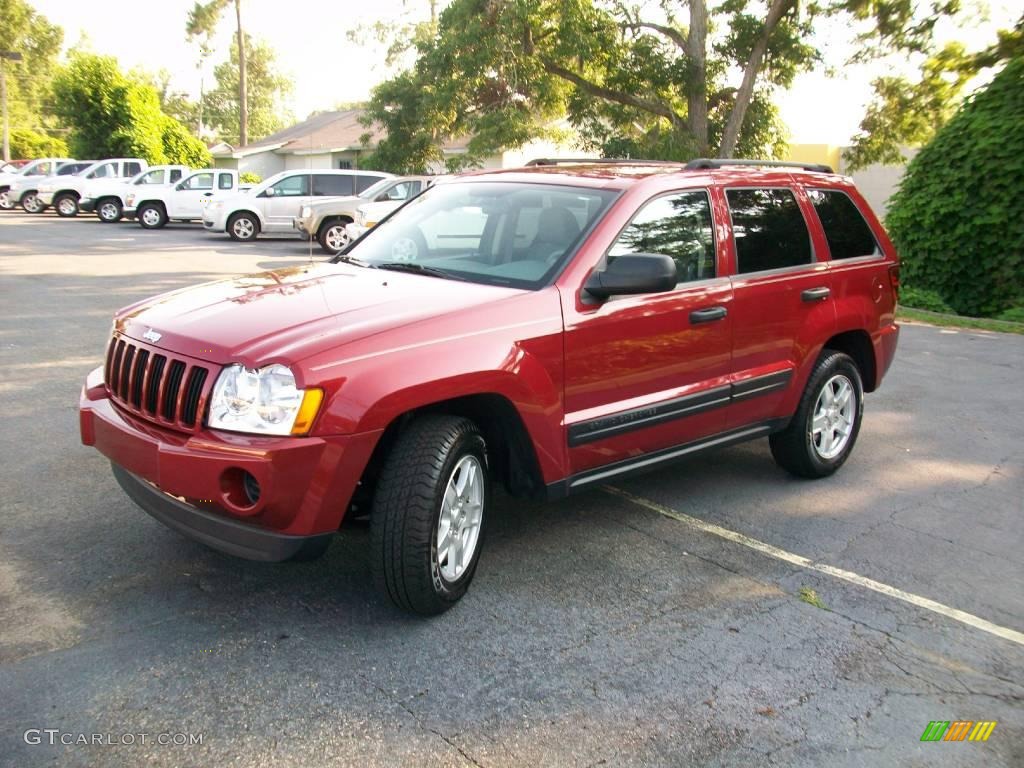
left=1, top=211, right=1022, bottom=767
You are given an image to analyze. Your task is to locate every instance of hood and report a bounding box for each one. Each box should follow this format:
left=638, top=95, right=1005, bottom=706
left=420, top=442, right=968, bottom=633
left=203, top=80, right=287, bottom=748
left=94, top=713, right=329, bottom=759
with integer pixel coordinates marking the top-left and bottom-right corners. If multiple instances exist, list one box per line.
left=307, top=194, right=361, bottom=213
left=116, top=263, right=525, bottom=372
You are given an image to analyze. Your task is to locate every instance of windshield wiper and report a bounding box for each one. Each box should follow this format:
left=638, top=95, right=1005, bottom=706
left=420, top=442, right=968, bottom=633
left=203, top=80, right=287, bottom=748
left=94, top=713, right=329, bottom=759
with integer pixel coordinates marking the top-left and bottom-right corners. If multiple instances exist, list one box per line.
left=332, top=254, right=373, bottom=268
left=375, top=262, right=463, bottom=281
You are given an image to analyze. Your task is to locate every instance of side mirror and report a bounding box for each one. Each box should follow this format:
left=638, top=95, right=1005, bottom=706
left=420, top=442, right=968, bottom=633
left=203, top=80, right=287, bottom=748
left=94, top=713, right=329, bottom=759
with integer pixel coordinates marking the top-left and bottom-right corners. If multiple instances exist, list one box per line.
left=584, top=253, right=677, bottom=300
left=263, top=187, right=276, bottom=197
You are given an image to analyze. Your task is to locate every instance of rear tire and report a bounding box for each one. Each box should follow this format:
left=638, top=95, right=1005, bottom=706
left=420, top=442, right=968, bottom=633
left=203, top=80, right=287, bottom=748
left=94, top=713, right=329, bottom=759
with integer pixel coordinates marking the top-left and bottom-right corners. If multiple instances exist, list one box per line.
left=54, top=193, right=79, bottom=217
left=228, top=212, right=259, bottom=242
left=137, top=202, right=168, bottom=229
left=97, top=198, right=123, bottom=223
left=770, top=350, right=864, bottom=478
left=371, top=415, right=488, bottom=615
left=21, top=191, right=44, bottom=214
left=0, top=189, right=11, bottom=210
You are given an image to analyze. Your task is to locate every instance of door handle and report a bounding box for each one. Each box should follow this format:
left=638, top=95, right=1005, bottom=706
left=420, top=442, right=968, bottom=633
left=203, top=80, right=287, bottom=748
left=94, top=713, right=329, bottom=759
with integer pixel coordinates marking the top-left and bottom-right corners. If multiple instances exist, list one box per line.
left=801, top=287, right=831, bottom=302
left=689, top=306, right=728, bottom=324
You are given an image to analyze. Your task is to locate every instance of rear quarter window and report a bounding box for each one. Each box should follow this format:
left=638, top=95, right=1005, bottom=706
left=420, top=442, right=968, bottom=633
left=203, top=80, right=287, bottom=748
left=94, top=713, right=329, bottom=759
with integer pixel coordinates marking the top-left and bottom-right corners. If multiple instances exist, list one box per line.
left=807, top=189, right=879, bottom=260
left=313, top=174, right=354, bottom=196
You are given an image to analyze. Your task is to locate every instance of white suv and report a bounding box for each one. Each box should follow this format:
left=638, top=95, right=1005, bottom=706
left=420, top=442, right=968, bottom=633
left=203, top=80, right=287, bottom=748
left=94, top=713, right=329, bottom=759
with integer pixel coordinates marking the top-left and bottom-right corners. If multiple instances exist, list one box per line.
left=37, top=158, right=148, bottom=217
left=203, top=169, right=391, bottom=241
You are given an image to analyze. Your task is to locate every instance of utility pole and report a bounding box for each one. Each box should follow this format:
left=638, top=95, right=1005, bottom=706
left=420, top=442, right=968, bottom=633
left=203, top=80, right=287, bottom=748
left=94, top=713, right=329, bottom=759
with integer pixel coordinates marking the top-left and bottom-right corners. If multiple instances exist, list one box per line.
left=0, top=51, right=24, bottom=163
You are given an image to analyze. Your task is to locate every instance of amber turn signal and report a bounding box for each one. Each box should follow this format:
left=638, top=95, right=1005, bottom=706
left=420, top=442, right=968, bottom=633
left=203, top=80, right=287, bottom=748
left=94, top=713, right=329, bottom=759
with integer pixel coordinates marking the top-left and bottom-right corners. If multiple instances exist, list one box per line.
left=290, top=388, right=324, bottom=435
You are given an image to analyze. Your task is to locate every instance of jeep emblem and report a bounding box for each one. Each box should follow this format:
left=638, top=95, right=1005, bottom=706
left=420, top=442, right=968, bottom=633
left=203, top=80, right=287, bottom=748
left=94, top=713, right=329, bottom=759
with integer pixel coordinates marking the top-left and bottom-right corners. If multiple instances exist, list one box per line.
left=142, top=328, right=162, bottom=343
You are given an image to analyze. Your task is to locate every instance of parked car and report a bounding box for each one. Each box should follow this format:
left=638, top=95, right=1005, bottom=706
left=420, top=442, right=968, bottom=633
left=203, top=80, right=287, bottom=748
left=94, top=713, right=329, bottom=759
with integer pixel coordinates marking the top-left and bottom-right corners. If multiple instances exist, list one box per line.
left=9, top=161, right=93, bottom=213
left=79, top=158, right=900, bottom=615
left=0, top=157, right=74, bottom=210
left=126, top=168, right=247, bottom=229
left=203, top=169, right=392, bottom=242
left=36, top=158, right=149, bottom=217
left=293, top=175, right=437, bottom=254
left=79, top=165, right=191, bottom=223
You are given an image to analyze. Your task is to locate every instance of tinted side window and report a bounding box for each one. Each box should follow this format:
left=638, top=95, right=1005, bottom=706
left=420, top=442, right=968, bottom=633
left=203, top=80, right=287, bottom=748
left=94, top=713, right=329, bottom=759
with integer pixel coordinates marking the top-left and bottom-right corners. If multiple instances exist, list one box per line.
left=808, top=189, right=878, bottom=260
left=124, top=162, right=142, bottom=176
left=89, top=163, right=117, bottom=179
left=169, top=169, right=184, bottom=182
left=727, top=188, right=812, bottom=274
left=218, top=173, right=233, bottom=189
left=138, top=169, right=165, bottom=185
left=181, top=173, right=213, bottom=190
left=608, top=191, right=716, bottom=284
left=355, top=174, right=383, bottom=193
left=312, top=174, right=353, bottom=196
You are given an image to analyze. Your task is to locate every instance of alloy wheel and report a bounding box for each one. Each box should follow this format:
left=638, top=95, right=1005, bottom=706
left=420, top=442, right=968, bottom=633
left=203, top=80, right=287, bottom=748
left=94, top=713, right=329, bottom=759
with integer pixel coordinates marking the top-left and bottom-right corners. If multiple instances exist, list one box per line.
left=811, top=374, right=855, bottom=460
left=435, top=455, right=485, bottom=583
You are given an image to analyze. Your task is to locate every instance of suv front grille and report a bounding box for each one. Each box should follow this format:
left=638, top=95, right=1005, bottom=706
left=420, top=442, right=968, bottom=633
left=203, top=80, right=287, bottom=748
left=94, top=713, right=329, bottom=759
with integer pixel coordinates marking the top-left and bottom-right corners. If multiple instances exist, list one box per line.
left=104, top=334, right=213, bottom=432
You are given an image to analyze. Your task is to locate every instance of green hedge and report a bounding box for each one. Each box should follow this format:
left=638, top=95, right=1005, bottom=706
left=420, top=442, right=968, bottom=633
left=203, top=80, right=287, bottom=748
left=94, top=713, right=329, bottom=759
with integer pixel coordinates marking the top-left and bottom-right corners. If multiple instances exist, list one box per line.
left=886, top=57, right=1024, bottom=317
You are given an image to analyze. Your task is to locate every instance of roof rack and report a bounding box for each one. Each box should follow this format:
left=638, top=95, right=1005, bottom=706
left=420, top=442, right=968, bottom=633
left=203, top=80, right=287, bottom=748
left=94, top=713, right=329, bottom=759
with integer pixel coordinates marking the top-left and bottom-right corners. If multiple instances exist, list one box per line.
left=684, top=158, right=834, bottom=174
left=525, top=157, right=681, bottom=166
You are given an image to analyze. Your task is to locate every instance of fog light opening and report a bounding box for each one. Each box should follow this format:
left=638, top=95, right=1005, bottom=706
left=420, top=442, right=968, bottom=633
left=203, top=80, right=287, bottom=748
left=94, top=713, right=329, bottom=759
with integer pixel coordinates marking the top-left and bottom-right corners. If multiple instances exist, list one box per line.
left=242, top=471, right=261, bottom=506
left=220, top=467, right=261, bottom=512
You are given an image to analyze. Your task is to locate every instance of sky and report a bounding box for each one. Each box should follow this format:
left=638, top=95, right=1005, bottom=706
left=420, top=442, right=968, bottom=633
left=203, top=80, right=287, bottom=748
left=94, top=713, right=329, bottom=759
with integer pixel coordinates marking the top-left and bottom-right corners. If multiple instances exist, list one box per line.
left=27, top=0, right=1021, bottom=147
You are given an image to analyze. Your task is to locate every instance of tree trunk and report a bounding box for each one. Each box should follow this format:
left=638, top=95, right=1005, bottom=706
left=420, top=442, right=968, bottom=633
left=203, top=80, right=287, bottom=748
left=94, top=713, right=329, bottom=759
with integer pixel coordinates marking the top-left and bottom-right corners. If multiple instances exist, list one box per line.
left=235, top=0, right=248, bottom=146
left=718, top=0, right=794, bottom=158
left=686, top=0, right=708, bottom=156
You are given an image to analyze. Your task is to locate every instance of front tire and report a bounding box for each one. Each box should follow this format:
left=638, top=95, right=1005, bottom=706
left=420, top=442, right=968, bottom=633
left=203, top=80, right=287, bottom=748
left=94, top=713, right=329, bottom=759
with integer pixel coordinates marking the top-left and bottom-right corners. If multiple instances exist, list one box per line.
left=317, top=219, right=352, bottom=254
left=21, top=191, right=44, bottom=214
left=770, top=350, right=864, bottom=478
left=54, top=193, right=79, bottom=217
left=0, top=189, right=11, bottom=210
left=228, top=212, right=259, bottom=242
left=97, top=198, right=123, bottom=223
left=137, top=202, right=168, bottom=229
left=371, top=415, right=488, bottom=615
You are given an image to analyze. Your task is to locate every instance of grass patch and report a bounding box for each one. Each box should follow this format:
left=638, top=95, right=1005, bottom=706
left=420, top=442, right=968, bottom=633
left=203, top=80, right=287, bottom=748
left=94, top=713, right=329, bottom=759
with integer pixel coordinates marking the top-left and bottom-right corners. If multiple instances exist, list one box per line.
left=898, top=306, right=1024, bottom=335
left=798, top=587, right=827, bottom=610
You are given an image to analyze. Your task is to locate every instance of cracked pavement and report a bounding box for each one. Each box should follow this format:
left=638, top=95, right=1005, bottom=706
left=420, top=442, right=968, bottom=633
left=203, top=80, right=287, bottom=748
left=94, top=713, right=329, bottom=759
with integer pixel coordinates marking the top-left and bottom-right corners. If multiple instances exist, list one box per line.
left=1, top=214, right=1021, bottom=766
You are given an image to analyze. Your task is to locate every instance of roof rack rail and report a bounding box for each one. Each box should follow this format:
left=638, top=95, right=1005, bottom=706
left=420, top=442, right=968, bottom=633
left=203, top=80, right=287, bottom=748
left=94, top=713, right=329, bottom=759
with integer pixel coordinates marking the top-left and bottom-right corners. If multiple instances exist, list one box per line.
left=525, top=157, right=681, bottom=166
left=684, top=158, right=834, bottom=174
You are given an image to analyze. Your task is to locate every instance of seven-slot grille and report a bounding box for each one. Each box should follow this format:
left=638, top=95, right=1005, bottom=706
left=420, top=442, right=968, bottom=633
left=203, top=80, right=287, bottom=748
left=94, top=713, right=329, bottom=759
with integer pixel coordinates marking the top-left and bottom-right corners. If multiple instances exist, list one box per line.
left=104, top=334, right=213, bottom=431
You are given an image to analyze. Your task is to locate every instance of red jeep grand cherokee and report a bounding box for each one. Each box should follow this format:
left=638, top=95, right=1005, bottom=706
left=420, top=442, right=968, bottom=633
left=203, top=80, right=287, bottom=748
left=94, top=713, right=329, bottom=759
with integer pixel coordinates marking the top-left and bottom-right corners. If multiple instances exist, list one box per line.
left=80, top=158, right=899, bottom=614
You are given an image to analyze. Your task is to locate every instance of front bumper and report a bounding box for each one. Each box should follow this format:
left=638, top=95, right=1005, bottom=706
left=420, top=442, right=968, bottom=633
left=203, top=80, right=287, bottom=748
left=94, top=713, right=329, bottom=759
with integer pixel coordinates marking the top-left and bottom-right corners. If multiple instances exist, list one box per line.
left=79, top=366, right=381, bottom=561
left=37, top=191, right=56, bottom=206
left=293, top=217, right=314, bottom=237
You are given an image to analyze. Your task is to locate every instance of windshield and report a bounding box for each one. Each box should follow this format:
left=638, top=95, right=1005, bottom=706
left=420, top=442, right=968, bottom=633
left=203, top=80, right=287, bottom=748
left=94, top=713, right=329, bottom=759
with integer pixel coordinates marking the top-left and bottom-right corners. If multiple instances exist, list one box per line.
left=250, top=171, right=288, bottom=195
left=357, top=178, right=396, bottom=200
left=344, top=181, right=619, bottom=289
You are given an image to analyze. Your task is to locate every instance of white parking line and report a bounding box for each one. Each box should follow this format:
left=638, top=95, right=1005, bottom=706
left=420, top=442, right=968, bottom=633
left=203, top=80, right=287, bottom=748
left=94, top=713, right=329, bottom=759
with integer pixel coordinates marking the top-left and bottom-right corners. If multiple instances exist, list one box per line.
left=604, top=486, right=1024, bottom=647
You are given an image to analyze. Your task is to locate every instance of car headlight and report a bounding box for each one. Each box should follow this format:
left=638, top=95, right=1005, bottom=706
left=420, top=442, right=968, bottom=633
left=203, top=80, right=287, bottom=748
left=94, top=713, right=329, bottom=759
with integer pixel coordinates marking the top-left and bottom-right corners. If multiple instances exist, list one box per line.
left=125, top=193, right=136, bottom=206
left=365, top=220, right=378, bottom=229
left=300, top=205, right=311, bottom=218
left=207, top=363, right=323, bottom=436
left=208, top=200, right=223, bottom=210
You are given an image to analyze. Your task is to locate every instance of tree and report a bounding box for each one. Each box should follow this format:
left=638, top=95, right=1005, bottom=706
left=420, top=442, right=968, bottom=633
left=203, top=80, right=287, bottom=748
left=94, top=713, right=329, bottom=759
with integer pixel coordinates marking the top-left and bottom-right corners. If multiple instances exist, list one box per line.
left=187, top=0, right=248, bottom=145
left=886, top=56, right=1024, bottom=317
left=845, top=13, right=1024, bottom=169
left=52, top=52, right=210, bottom=166
left=0, top=0, right=63, bottom=158
left=9, top=127, right=67, bottom=158
left=364, top=0, right=1002, bottom=173
left=202, top=36, right=292, bottom=145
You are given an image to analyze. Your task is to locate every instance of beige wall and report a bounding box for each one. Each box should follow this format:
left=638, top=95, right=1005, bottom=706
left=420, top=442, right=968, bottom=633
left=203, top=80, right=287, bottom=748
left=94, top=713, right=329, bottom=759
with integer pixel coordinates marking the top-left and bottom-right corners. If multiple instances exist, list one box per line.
left=839, top=148, right=917, bottom=220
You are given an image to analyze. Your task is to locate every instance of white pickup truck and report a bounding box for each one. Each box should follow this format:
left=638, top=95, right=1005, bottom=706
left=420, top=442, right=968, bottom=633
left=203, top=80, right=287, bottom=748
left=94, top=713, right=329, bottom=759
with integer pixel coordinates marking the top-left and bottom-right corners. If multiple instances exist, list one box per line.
left=37, top=158, right=149, bottom=217
left=79, top=165, right=191, bottom=222
left=127, top=168, right=247, bottom=229
left=0, top=158, right=74, bottom=210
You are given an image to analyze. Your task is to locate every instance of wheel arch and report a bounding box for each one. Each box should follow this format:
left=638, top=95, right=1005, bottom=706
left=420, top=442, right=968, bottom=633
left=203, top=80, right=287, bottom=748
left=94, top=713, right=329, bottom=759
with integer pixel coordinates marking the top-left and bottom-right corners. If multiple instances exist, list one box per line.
left=228, top=208, right=263, bottom=232
left=317, top=214, right=355, bottom=237
left=823, top=329, right=877, bottom=393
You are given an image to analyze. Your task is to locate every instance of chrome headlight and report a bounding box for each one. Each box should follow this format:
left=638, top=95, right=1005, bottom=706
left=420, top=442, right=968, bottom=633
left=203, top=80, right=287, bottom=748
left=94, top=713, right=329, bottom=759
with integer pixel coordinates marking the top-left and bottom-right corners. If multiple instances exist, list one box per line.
left=300, top=205, right=311, bottom=218
left=207, top=363, right=322, bottom=436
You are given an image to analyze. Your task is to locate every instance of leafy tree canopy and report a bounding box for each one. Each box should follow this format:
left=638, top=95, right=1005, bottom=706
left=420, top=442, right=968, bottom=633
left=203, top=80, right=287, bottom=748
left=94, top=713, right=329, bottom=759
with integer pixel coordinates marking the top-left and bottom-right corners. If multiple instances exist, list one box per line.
left=0, top=0, right=64, bottom=145
left=52, top=52, right=211, bottom=166
left=202, top=36, right=293, bottom=146
left=363, top=0, right=1017, bottom=173
left=886, top=56, right=1024, bottom=316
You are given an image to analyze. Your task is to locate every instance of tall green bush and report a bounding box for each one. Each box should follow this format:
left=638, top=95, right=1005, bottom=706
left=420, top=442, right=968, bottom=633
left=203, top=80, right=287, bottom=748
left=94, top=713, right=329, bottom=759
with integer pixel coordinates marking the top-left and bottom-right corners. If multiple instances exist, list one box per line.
left=886, top=56, right=1024, bottom=317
